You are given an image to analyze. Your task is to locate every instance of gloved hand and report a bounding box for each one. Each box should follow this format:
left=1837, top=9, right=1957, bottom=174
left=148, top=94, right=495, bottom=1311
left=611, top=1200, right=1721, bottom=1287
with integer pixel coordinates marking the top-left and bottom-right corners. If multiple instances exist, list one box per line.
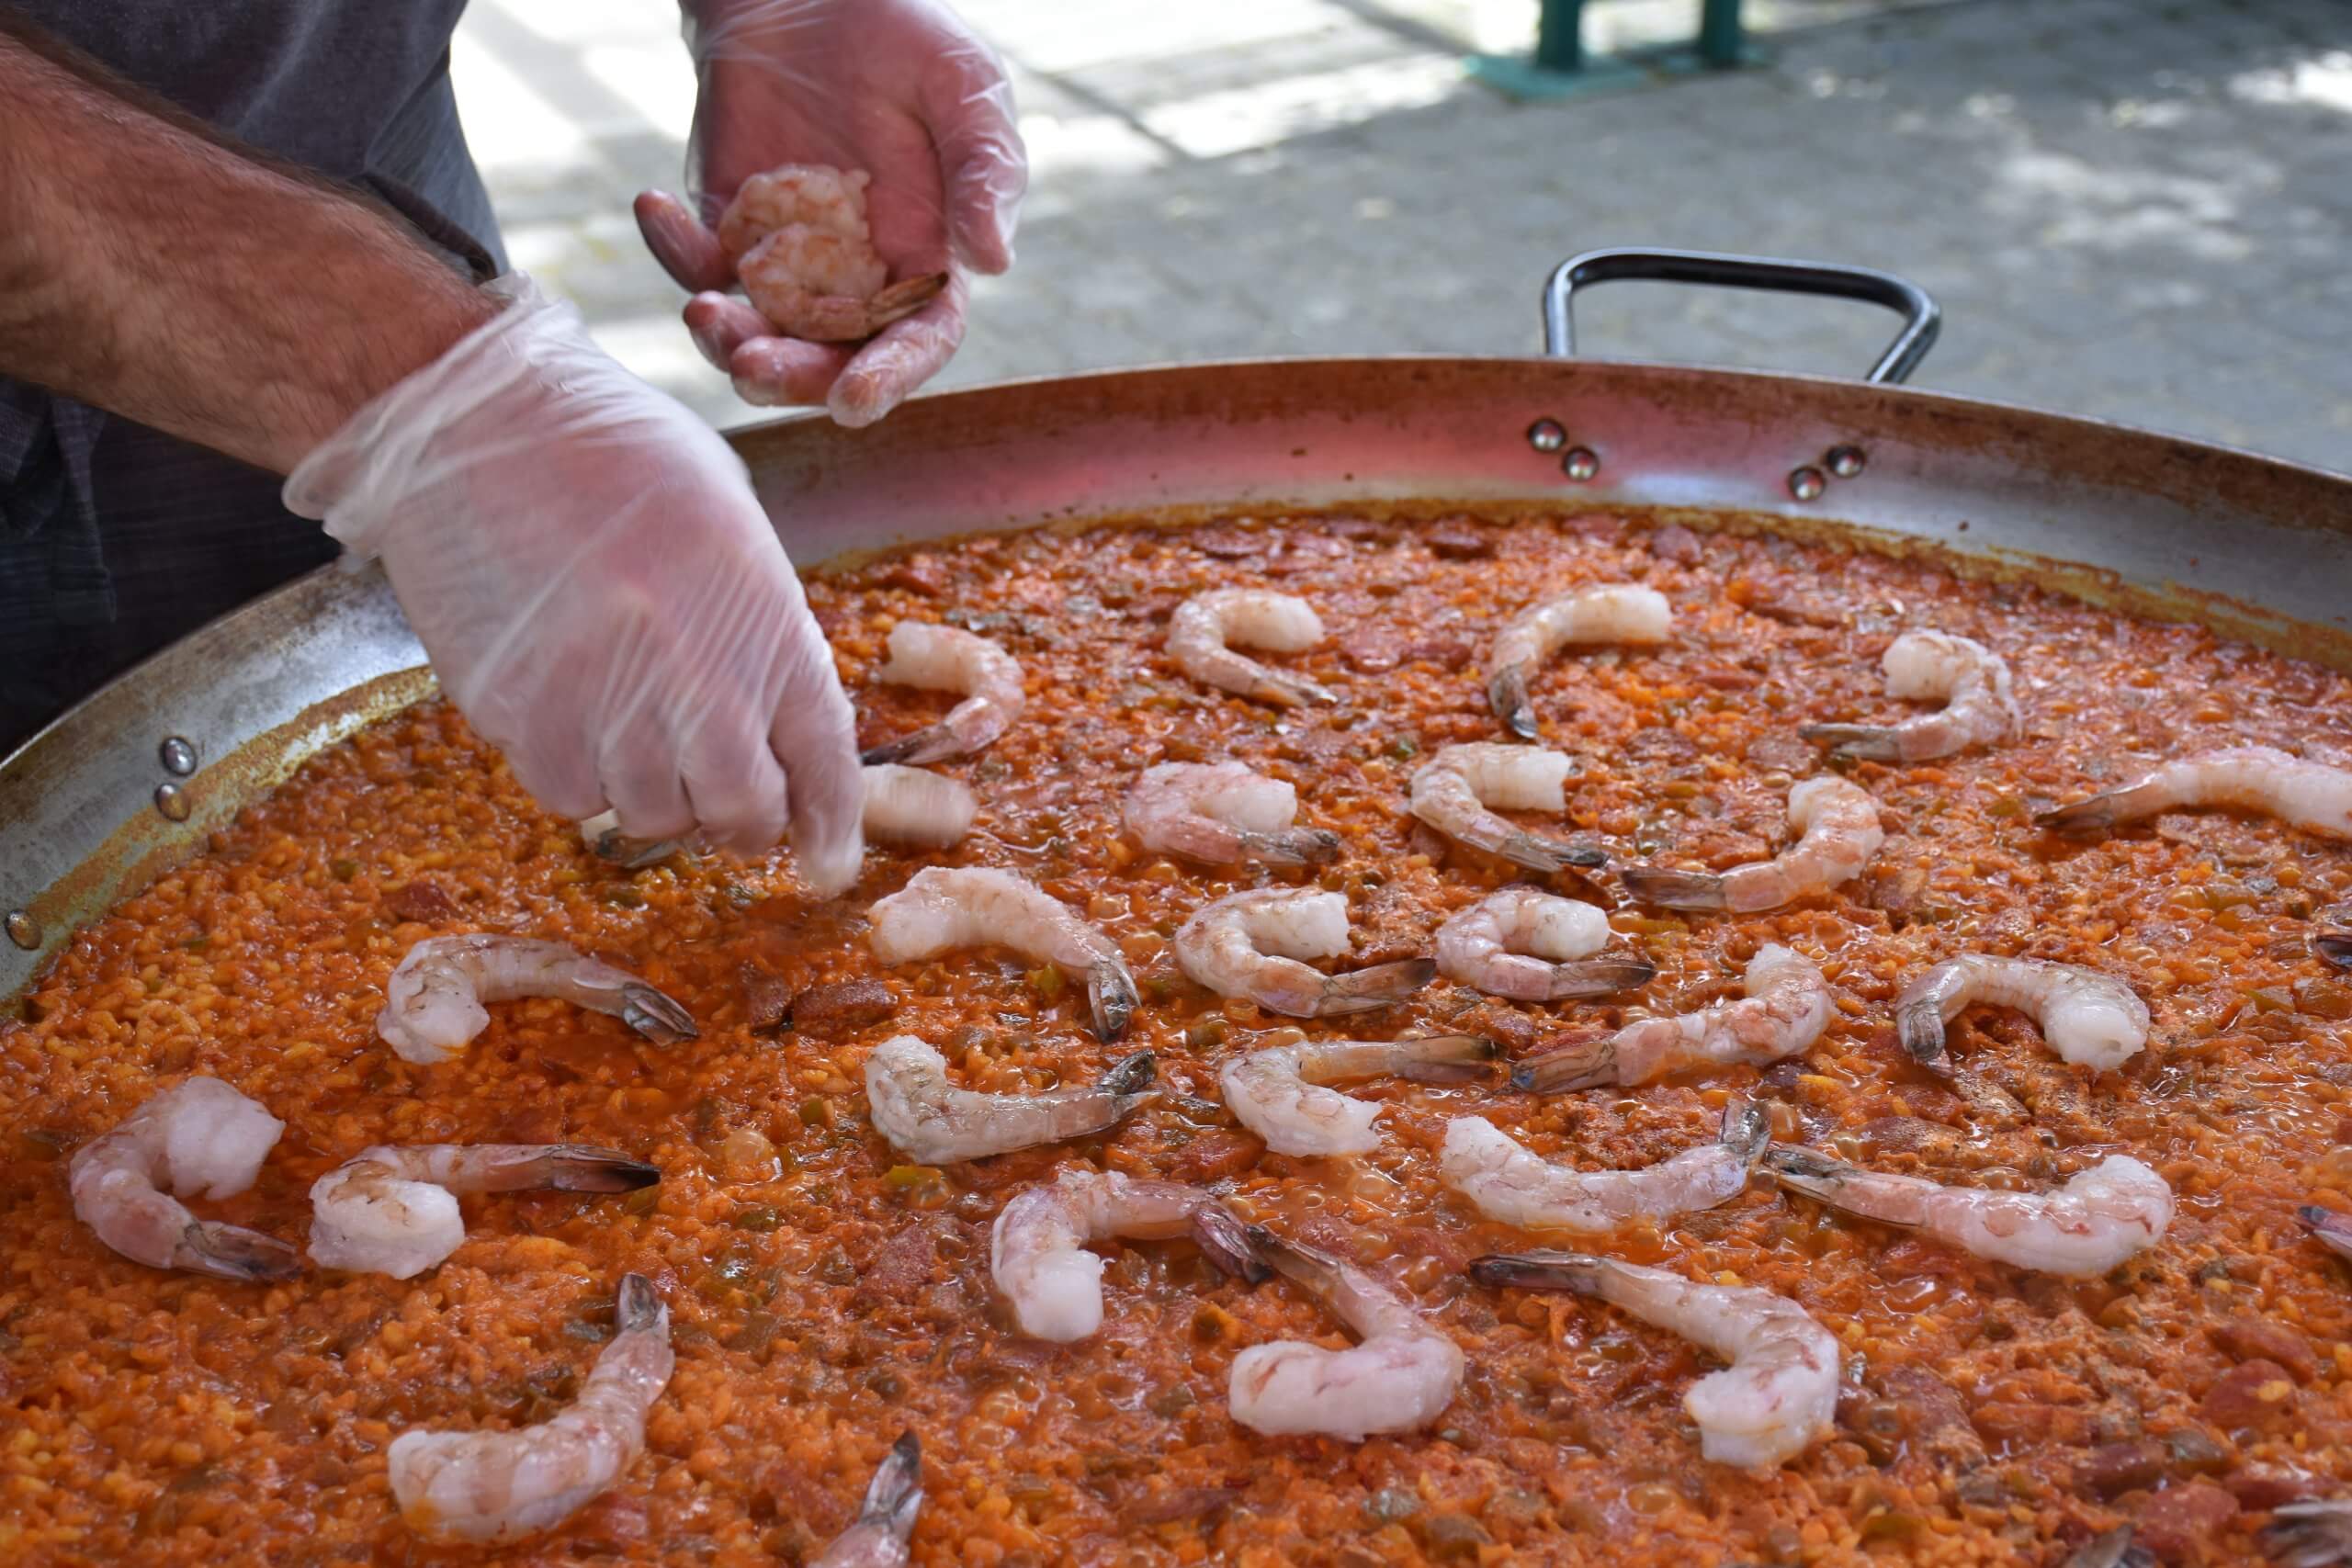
left=633, top=0, right=1026, bottom=428
left=282, top=275, right=866, bottom=894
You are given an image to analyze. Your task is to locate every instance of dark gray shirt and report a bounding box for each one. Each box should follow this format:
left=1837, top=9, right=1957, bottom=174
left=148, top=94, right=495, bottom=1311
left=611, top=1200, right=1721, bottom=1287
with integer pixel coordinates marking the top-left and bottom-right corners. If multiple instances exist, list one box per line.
left=0, top=1, right=504, bottom=625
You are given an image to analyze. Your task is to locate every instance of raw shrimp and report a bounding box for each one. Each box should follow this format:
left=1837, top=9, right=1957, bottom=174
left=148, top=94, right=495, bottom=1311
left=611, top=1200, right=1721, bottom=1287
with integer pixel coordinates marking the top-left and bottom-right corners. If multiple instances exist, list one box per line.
left=719, top=165, right=945, bottom=343
left=2036, top=745, right=2352, bottom=840
left=2298, top=1205, right=2352, bottom=1264
left=1487, top=584, right=1672, bottom=739
left=865, top=1036, right=1158, bottom=1164
left=862, top=763, right=978, bottom=849
left=867, top=867, right=1137, bottom=1041
left=1514, top=943, right=1831, bottom=1092
left=989, top=1168, right=1262, bottom=1340
left=1442, top=1100, right=1767, bottom=1232
left=1174, top=887, right=1434, bottom=1018
left=2270, top=1500, right=2352, bottom=1567
left=1768, top=1146, right=2174, bottom=1276
left=376, top=934, right=698, bottom=1065
left=1468, top=1251, right=1838, bottom=1468
left=1408, top=743, right=1606, bottom=873
left=813, top=1432, right=924, bottom=1568
left=860, top=623, right=1026, bottom=766
left=308, top=1144, right=659, bottom=1280
left=1434, top=887, right=1655, bottom=1001
left=389, top=1271, right=673, bottom=1542
left=1620, top=776, right=1883, bottom=912
left=1219, top=1034, right=1498, bottom=1156
left=67, top=1076, right=297, bottom=1280
left=1122, top=762, right=1340, bottom=866
left=1166, top=589, right=1336, bottom=706
left=1801, top=629, right=2019, bottom=761
left=1896, top=953, right=2149, bottom=1073
left=1227, top=1225, right=1464, bottom=1441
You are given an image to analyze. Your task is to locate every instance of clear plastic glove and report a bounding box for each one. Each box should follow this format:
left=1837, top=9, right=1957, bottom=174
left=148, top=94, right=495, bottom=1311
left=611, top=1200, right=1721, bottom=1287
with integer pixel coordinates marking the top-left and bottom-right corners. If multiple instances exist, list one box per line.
left=282, top=275, right=866, bottom=894
left=633, top=0, right=1026, bottom=427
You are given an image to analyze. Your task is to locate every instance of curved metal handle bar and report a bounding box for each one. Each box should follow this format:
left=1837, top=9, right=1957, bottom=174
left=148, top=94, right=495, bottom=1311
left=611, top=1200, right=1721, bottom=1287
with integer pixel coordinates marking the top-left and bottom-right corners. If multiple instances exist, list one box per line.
left=1543, top=248, right=1942, bottom=385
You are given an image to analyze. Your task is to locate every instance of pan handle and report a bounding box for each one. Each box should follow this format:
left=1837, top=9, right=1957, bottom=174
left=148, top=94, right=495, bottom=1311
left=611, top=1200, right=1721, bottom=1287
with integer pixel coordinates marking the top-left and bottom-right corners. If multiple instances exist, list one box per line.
left=1542, top=248, right=1941, bottom=384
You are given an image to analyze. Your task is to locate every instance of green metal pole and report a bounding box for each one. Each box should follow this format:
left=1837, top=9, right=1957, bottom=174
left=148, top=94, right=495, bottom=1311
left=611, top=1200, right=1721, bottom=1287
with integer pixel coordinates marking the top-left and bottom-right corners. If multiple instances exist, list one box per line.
left=1697, top=0, right=1744, bottom=67
left=1532, top=0, right=1585, bottom=73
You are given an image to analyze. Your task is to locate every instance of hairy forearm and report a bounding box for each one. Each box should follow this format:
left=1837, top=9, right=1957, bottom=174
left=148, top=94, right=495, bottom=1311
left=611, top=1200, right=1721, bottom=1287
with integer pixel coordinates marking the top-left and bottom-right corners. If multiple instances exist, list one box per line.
left=0, top=21, right=497, bottom=474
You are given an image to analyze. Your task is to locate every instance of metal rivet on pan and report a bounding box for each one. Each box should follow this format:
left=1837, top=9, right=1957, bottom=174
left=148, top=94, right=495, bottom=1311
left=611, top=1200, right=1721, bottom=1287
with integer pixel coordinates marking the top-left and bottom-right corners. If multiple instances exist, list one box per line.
left=159, top=736, right=198, bottom=775
left=1787, top=466, right=1826, bottom=502
left=1561, top=447, right=1600, bottom=481
left=4, top=911, right=37, bottom=951
left=154, top=781, right=192, bottom=822
left=1527, top=419, right=1566, bottom=453
left=1825, top=445, right=1867, bottom=479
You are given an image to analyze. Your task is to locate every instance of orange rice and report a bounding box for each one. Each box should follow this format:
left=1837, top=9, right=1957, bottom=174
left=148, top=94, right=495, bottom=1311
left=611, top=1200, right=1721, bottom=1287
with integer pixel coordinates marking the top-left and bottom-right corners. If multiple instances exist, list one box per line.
left=4, top=507, right=2351, bottom=1566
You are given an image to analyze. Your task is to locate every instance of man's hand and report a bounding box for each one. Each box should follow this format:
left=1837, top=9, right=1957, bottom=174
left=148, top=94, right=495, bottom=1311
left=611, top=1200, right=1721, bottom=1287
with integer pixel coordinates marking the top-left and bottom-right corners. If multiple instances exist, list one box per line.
left=633, top=0, right=1026, bottom=427
left=286, top=279, right=867, bottom=892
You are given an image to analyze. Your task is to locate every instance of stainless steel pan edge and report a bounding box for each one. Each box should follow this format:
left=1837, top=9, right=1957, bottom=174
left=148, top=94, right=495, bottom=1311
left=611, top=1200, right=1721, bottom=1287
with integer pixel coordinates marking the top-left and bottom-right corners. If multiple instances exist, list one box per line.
left=6, top=353, right=2348, bottom=1000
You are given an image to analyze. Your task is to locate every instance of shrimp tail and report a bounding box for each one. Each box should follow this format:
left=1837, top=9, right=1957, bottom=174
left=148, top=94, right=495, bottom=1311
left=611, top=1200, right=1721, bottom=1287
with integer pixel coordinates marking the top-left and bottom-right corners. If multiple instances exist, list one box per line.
left=2299, top=1204, right=2352, bottom=1256
left=854, top=1430, right=925, bottom=1545
left=1391, top=1034, right=1502, bottom=1084
left=1466, top=1247, right=1607, bottom=1294
left=2267, top=1500, right=2352, bottom=1567
left=2032, top=795, right=2126, bottom=834
left=1510, top=1035, right=1615, bottom=1094
left=1097, top=1049, right=1158, bottom=1098
left=1239, top=828, right=1344, bottom=866
left=2315, top=929, right=2352, bottom=971
left=1500, top=832, right=1608, bottom=873
left=1798, top=722, right=1903, bottom=762
left=1087, top=962, right=1139, bottom=1043
left=1191, top=1202, right=1272, bottom=1283
left=541, top=1145, right=662, bottom=1192
left=1544, top=953, right=1658, bottom=999
left=1895, top=999, right=1951, bottom=1069
left=1487, top=665, right=1539, bottom=740
left=1318, top=958, right=1439, bottom=1014
left=1762, top=1145, right=1854, bottom=1196
left=1718, top=1099, right=1770, bottom=1168
left=179, top=1219, right=303, bottom=1281
left=594, top=829, right=687, bottom=869
left=2064, top=1524, right=2154, bottom=1568
left=1241, top=1224, right=1342, bottom=1294
left=1617, top=865, right=1727, bottom=910
left=1253, top=672, right=1339, bottom=707
left=621, top=983, right=700, bottom=1044
left=860, top=727, right=956, bottom=767
left=615, top=1270, right=666, bottom=1333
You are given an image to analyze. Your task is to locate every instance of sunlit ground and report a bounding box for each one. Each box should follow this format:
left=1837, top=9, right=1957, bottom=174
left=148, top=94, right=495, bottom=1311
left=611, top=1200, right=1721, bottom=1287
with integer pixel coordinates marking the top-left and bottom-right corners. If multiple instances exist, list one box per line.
left=453, top=0, right=2352, bottom=469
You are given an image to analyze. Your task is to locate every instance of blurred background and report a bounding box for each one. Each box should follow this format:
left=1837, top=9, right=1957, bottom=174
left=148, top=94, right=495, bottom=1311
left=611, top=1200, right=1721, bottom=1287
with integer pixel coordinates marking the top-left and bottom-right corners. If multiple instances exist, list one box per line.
left=456, top=0, right=2350, bottom=469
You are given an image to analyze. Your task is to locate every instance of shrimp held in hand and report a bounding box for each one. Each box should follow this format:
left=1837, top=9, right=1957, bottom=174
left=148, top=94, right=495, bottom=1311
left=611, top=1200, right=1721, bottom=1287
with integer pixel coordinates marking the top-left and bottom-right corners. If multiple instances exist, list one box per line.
left=308, top=1144, right=659, bottom=1280
left=1408, top=743, right=1606, bottom=874
left=1487, top=584, right=1671, bottom=739
left=1175, top=887, right=1434, bottom=1018
left=68, top=1076, right=297, bottom=1280
left=861, top=623, right=1025, bottom=766
left=1621, top=776, right=1883, bottom=912
left=1469, top=1251, right=1838, bottom=1467
left=861, top=764, right=978, bottom=849
left=1220, top=1034, right=1497, bottom=1156
left=990, top=1168, right=1263, bottom=1340
left=1227, top=1225, right=1464, bottom=1441
left=390, top=1271, right=673, bottom=1542
left=1123, top=762, right=1340, bottom=866
left=1768, top=1146, right=2173, bottom=1276
left=1435, top=888, right=1654, bottom=1000
left=2036, top=745, right=2352, bottom=840
left=376, top=934, right=698, bottom=1065
left=1442, top=1100, right=1766, bottom=1233
left=1897, top=953, right=2148, bottom=1073
left=1514, top=943, right=1831, bottom=1092
left=1167, top=590, right=1335, bottom=706
left=812, top=1432, right=924, bottom=1568
left=718, top=166, right=946, bottom=343
left=866, top=1036, right=1157, bottom=1164
left=868, top=867, right=1137, bottom=1042
left=1802, top=630, right=2019, bottom=761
